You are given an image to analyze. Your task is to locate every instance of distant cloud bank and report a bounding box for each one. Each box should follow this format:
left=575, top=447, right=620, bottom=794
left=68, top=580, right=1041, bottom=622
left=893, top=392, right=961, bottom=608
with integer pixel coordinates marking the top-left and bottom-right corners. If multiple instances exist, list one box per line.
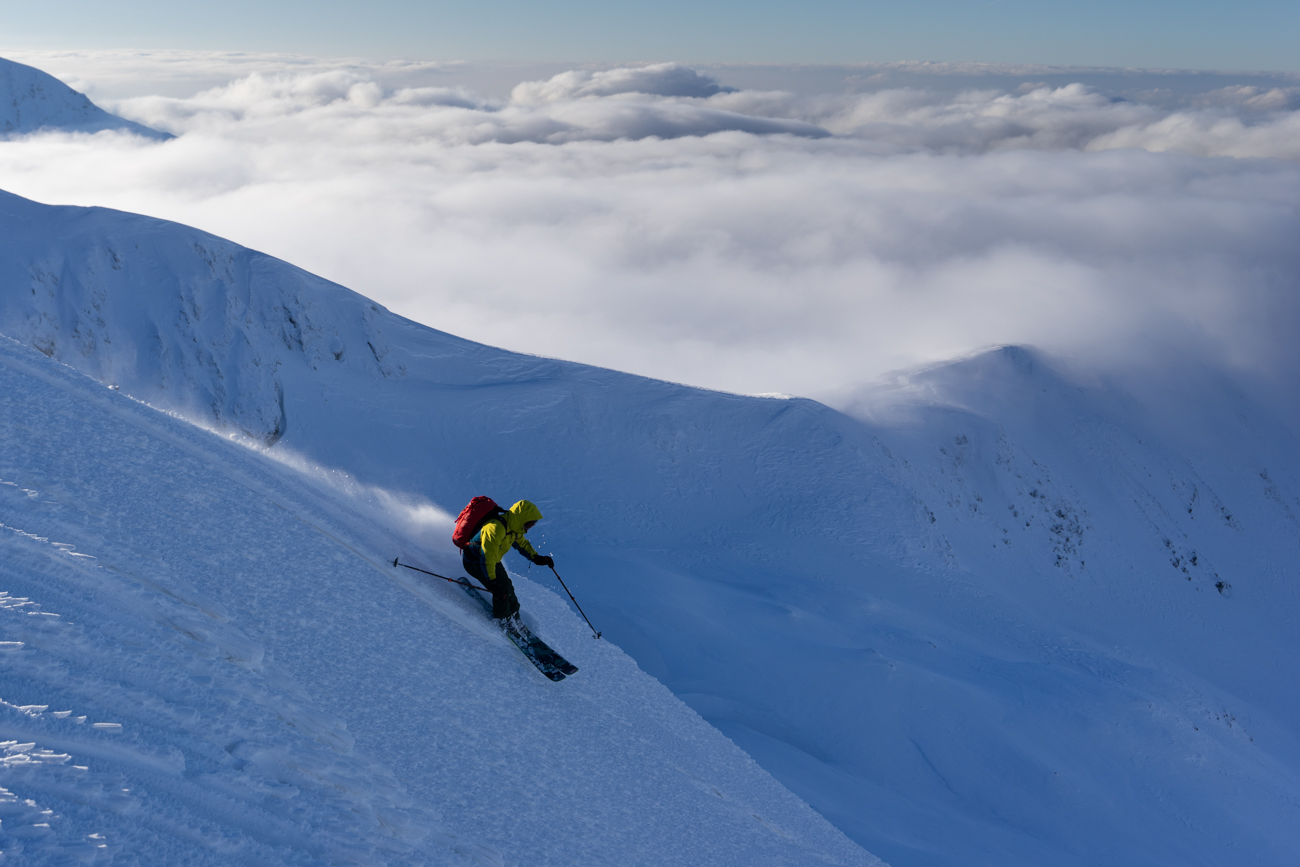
left=104, top=63, right=827, bottom=143
left=0, top=51, right=1296, bottom=406
left=56, top=58, right=1300, bottom=156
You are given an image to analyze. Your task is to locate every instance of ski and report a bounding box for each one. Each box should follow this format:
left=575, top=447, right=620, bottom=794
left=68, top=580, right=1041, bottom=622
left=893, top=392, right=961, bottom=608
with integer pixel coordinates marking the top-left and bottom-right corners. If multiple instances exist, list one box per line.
left=461, top=583, right=578, bottom=681
left=392, top=558, right=577, bottom=681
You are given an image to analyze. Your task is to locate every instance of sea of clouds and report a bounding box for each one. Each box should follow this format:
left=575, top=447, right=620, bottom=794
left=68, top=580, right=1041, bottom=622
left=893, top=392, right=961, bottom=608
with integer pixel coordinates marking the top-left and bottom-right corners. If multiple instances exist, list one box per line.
left=0, top=50, right=1297, bottom=409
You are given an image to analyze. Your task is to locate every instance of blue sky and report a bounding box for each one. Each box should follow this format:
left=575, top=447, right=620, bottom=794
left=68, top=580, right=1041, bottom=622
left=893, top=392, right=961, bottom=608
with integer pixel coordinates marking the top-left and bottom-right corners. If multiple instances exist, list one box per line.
left=3, top=0, right=1297, bottom=70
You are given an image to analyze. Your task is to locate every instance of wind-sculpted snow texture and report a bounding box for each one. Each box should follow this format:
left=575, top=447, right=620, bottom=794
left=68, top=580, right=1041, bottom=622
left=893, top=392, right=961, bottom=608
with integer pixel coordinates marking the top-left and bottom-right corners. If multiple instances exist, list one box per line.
left=0, top=57, right=171, bottom=140
left=0, top=334, right=877, bottom=864
left=1, top=189, right=1298, bottom=865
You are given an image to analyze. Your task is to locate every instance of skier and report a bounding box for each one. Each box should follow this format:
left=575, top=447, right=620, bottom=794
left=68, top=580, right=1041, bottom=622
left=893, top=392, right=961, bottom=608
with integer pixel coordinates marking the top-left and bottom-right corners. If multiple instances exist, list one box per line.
left=461, top=499, right=554, bottom=620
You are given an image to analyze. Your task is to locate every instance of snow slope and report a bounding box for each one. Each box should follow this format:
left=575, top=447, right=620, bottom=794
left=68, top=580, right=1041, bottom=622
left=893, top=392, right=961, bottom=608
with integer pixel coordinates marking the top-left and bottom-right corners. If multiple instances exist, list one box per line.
left=1, top=57, right=171, bottom=139
left=0, top=330, right=877, bottom=864
left=1, top=188, right=1298, bottom=865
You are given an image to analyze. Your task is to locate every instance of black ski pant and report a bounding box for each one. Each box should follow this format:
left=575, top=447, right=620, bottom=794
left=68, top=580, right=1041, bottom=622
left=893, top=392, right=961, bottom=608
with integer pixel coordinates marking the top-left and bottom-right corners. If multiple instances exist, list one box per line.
left=462, top=547, right=521, bottom=619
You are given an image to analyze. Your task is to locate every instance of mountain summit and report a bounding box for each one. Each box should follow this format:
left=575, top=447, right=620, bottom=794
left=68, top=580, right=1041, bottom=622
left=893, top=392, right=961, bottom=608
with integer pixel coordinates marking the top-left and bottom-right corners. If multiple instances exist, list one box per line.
left=0, top=57, right=171, bottom=139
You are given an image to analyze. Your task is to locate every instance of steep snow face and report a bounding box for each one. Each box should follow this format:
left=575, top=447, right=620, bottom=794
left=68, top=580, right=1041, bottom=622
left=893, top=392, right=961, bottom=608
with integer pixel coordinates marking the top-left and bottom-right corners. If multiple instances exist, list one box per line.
left=0, top=189, right=378, bottom=444
left=0, top=57, right=171, bottom=139
left=830, top=349, right=1300, bottom=864
left=1, top=189, right=1298, bottom=866
left=0, top=334, right=876, bottom=865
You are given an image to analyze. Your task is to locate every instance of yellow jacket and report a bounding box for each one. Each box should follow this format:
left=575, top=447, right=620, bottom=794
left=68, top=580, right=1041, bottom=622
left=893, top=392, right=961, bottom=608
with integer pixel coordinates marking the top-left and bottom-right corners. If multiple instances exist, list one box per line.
left=474, top=500, right=544, bottom=580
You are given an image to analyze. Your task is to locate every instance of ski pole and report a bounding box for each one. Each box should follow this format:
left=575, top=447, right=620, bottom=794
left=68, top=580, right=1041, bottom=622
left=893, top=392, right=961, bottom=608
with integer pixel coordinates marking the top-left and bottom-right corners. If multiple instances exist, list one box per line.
left=393, top=557, right=481, bottom=590
left=549, top=566, right=602, bottom=639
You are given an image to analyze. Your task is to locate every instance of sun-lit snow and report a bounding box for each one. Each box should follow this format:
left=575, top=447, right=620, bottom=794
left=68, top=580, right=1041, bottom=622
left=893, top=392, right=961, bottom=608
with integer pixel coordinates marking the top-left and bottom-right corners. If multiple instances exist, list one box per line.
left=1, top=187, right=1297, bottom=865
left=0, top=56, right=170, bottom=140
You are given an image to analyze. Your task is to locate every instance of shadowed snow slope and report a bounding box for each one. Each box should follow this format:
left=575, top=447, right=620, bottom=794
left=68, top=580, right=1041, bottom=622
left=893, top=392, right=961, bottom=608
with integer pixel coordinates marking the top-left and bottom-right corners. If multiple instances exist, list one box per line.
left=1, top=189, right=1298, bottom=866
left=0, top=333, right=876, bottom=865
left=0, top=322, right=878, bottom=863
left=1, top=57, right=171, bottom=140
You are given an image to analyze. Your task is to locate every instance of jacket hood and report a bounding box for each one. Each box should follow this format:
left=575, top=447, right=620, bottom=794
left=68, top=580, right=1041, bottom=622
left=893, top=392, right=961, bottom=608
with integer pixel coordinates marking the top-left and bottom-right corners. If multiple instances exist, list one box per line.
left=506, top=500, right=543, bottom=533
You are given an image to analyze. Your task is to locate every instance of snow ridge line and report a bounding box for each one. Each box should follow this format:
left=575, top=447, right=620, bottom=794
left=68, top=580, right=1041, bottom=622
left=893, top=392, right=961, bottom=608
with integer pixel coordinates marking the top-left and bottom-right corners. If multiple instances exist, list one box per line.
left=0, top=324, right=879, bottom=867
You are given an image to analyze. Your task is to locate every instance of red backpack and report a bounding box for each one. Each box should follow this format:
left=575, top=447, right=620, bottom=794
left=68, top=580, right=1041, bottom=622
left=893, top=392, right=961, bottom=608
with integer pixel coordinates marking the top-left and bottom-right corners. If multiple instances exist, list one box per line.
left=452, top=496, right=503, bottom=548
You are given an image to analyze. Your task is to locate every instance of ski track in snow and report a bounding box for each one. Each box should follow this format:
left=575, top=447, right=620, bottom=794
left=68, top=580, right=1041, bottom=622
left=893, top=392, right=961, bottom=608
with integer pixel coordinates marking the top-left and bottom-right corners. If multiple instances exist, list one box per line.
left=0, top=336, right=878, bottom=865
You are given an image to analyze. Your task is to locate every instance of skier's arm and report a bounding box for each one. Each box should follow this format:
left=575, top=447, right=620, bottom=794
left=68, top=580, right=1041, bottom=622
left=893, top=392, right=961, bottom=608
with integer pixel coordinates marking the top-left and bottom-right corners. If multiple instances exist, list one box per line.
left=513, top=537, right=553, bottom=567
left=514, top=536, right=541, bottom=562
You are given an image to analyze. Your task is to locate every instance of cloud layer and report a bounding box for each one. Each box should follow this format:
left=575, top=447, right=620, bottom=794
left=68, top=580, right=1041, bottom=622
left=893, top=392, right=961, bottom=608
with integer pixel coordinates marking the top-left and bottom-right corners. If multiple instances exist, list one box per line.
left=0, top=53, right=1296, bottom=406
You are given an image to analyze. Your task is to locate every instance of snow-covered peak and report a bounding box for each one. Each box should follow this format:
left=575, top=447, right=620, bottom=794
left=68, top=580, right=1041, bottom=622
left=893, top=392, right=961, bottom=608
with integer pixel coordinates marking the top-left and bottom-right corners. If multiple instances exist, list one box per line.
left=0, top=57, right=171, bottom=139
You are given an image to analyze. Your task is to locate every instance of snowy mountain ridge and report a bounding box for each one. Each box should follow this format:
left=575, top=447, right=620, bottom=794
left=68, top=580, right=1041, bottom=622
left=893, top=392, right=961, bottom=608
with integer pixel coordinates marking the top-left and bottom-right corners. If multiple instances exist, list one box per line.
left=0, top=308, right=878, bottom=863
left=1, top=57, right=171, bottom=139
left=1, top=188, right=1298, bottom=866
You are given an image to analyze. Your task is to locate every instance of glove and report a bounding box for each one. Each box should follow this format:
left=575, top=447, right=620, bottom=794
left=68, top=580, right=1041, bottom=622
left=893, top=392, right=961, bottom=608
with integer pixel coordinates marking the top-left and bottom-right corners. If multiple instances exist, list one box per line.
left=534, top=555, right=555, bottom=568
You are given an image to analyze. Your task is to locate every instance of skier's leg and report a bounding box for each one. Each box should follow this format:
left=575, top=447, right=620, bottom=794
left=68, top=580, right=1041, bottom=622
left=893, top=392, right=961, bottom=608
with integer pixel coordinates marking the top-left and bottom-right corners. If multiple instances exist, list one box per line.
left=462, top=548, right=518, bottom=619
left=492, top=563, right=521, bottom=619
left=462, top=547, right=490, bottom=587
